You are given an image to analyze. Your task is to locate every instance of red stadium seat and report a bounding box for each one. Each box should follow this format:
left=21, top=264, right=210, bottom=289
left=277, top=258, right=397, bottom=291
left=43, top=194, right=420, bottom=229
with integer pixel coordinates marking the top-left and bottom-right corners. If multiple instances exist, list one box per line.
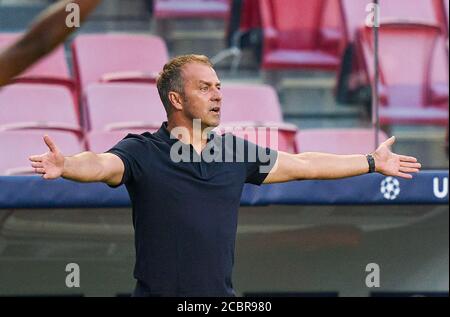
left=259, top=0, right=346, bottom=71
left=336, top=0, right=449, bottom=101
left=0, top=84, right=81, bottom=133
left=0, top=33, right=73, bottom=87
left=443, top=0, right=449, bottom=35
left=340, top=0, right=447, bottom=42
left=429, top=38, right=449, bottom=106
left=295, top=128, right=389, bottom=154
left=217, top=125, right=297, bottom=153
left=356, top=23, right=449, bottom=126
left=320, top=0, right=347, bottom=50
left=153, top=0, right=230, bottom=19
left=239, top=0, right=262, bottom=32
left=72, top=34, right=169, bottom=92
left=220, top=83, right=283, bottom=123
left=84, top=83, right=167, bottom=131
left=218, top=83, right=298, bottom=152
left=86, top=130, right=156, bottom=153
left=0, top=130, right=85, bottom=175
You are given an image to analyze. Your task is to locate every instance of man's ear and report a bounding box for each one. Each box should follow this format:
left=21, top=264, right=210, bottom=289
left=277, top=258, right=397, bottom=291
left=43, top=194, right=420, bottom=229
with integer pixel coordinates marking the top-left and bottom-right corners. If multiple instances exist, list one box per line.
left=168, top=91, right=184, bottom=111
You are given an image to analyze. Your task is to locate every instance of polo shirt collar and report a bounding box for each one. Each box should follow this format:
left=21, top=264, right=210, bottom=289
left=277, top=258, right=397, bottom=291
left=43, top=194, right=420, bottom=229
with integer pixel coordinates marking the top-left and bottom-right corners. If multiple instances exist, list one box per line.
left=155, top=121, right=218, bottom=146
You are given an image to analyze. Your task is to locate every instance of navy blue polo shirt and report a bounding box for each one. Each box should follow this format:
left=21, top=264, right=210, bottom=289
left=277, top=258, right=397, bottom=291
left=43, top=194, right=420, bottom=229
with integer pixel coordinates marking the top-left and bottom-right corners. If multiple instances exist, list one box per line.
left=107, top=122, right=277, bottom=296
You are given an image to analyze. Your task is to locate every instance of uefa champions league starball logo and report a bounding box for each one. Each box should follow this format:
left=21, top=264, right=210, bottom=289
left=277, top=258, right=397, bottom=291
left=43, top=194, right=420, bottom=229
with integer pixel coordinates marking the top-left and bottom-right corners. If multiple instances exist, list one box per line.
left=380, top=177, right=401, bottom=200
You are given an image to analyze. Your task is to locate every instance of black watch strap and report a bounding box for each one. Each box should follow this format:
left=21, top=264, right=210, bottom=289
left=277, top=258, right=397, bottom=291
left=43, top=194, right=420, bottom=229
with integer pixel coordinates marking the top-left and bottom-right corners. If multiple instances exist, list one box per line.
left=366, top=154, right=376, bottom=173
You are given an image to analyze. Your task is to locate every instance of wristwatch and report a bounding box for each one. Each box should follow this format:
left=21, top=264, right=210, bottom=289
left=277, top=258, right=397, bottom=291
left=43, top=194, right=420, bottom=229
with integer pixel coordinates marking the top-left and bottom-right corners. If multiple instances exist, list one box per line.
left=366, top=154, right=376, bottom=173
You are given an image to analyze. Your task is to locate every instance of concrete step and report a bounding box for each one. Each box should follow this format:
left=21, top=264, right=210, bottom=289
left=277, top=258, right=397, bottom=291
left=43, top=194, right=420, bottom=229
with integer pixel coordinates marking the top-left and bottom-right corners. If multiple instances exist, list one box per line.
left=281, top=88, right=365, bottom=117
left=91, top=0, right=150, bottom=17
left=152, top=18, right=227, bottom=57
left=152, top=18, right=225, bottom=40
left=168, top=37, right=227, bottom=58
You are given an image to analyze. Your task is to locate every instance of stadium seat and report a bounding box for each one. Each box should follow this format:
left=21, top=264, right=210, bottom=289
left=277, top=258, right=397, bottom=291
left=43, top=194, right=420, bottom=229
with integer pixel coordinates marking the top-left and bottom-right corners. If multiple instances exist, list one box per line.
left=220, top=83, right=283, bottom=123
left=217, top=125, right=297, bottom=153
left=153, top=0, right=230, bottom=19
left=443, top=0, right=449, bottom=35
left=429, top=37, right=449, bottom=106
left=86, top=130, right=156, bottom=153
left=320, top=0, right=346, bottom=50
left=259, top=0, right=346, bottom=71
left=0, top=33, right=73, bottom=87
left=218, top=83, right=298, bottom=152
left=84, top=83, right=167, bottom=131
left=72, top=34, right=169, bottom=92
left=295, top=128, right=389, bottom=154
left=355, top=23, right=449, bottom=126
left=335, top=0, right=448, bottom=102
left=0, top=130, right=85, bottom=176
left=340, top=0, right=447, bottom=42
left=0, top=84, right=81, bottom=133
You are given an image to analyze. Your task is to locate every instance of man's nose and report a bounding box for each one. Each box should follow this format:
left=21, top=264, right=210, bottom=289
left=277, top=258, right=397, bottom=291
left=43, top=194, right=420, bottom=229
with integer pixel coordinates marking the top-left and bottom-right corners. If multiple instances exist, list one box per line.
left=211, top=87, right=222, bottom=101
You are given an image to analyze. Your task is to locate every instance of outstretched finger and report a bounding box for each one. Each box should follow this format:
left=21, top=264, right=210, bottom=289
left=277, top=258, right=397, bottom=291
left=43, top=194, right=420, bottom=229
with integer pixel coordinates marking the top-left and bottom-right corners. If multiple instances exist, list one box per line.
left=31, top=162, right=43, bottom=169
left=399, top=167, right=420, bottom=173
left=396, top=172, right=413, bottom=179
left=400, top=162, right=421, bottom=169
left=34, top=168, right=45, bottom=174
left=399, top=155, right=417, bottom=162
left=29, top=155, right=43, bottom=162
left=44, top=135, right=58, bottom=153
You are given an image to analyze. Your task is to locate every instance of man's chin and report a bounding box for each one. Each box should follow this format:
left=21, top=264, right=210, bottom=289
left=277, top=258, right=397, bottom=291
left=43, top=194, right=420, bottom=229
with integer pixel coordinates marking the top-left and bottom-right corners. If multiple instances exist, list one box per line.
left=203, top=118, right=220, bottom=128
left=209, top=120, right=220, bottom=128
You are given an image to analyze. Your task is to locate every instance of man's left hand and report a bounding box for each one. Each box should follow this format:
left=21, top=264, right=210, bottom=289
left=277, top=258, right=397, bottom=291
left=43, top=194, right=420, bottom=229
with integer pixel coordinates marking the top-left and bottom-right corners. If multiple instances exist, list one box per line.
left=373, top=136, right=421, bottom=179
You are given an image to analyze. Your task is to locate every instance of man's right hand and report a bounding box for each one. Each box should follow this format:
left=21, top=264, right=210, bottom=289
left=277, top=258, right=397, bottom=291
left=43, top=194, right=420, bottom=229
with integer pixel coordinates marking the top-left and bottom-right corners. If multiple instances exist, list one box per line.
left=29, top=135, right=65, bottom=179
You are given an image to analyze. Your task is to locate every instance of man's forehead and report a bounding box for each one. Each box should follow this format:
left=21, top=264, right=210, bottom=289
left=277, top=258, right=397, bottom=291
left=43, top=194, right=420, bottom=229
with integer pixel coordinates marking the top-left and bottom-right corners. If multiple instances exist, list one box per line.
left=182, top=62, right=220, bottom=84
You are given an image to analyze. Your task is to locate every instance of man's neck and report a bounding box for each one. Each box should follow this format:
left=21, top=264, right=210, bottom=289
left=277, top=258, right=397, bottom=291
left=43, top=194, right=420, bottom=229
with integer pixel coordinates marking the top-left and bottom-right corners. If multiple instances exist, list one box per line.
left=166, top=118, right=211, bottom=152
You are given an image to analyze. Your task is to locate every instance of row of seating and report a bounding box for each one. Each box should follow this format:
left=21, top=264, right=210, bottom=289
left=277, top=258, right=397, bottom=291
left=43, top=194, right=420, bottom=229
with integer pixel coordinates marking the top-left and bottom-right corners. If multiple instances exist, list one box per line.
left=0, top=32, right=169, bottom=104
left=336, top=0, right=449, bottom=107
left=354, top=23, right=449, bottom=126
left=0, top=82, right=287, bottom=132
left=0, top=0, right=446, bottom=175
left=221, top=0, right=449, bottom=127
left=1, top=27, right=448, bottom=129
left=3, top=0, right=448, bottom=86
left=224, top=0, right=448, bottom=71
left=0, top=79, right=387, bottom=175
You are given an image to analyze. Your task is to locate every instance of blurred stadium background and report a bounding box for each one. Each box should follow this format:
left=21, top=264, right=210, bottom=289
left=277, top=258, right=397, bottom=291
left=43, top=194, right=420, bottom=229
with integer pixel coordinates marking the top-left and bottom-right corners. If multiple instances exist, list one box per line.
left=0, top=0, right=448, bottom=296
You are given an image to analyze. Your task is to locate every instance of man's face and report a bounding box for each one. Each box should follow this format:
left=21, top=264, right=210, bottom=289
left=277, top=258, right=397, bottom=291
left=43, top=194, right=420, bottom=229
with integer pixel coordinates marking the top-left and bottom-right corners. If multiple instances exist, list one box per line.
left=180, top=63, right=222, bottom=128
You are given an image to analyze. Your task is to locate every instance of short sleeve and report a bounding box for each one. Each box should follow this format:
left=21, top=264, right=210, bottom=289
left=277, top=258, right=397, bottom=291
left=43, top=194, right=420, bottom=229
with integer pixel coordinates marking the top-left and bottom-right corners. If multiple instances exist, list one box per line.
left=105, top=134, right=147, bottom=188
left=237, top=137, right=278, bottom=185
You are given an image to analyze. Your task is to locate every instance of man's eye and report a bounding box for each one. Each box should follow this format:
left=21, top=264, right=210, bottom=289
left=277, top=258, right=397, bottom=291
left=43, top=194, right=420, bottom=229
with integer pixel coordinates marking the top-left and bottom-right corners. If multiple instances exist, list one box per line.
left=200, top=86, right=208, bottom=92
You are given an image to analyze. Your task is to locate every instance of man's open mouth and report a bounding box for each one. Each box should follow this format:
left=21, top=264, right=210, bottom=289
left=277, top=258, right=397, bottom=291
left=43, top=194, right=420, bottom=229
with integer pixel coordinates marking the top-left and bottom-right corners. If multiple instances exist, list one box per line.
left=210, top=107, right=221, bottom=114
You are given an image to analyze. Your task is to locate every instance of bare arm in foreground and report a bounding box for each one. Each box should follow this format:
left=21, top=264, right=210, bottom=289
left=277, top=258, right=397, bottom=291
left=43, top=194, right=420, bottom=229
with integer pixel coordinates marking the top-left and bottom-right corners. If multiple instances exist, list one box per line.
left=0, top=0, right=101, bottom=86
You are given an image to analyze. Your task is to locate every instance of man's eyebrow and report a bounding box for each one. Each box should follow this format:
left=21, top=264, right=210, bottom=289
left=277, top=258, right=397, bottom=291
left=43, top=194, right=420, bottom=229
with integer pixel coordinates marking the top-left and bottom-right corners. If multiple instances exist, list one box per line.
left=199, top=80, right=221, bottom=86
